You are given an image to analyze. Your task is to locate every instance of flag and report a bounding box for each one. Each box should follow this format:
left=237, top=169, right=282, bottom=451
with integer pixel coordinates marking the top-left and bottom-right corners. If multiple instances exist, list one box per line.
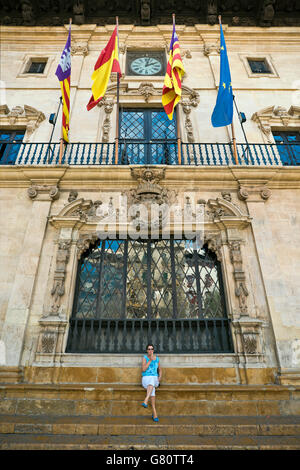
left=55, top=25, right=71, bottom=143
left=162, top=23, right=185, bottom=120
left=211, top=22, right=233, bottom=127
left=87, top=26, right=121, bottom=111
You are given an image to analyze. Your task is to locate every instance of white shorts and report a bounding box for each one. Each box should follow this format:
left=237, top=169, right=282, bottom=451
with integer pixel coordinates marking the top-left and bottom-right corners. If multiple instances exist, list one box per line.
left=142, top=376, right=159, bottom=396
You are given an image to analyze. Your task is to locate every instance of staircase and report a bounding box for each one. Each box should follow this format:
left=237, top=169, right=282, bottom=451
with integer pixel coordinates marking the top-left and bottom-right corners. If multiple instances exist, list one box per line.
left=0, top=383, right=300, bottom=449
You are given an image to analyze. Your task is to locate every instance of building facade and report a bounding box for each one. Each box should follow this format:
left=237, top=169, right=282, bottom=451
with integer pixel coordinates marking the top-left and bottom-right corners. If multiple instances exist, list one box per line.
left=0, top=8, right=300, bottom=390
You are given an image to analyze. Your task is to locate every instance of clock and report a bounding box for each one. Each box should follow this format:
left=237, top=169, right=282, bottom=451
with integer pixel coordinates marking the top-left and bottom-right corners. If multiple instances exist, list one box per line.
left=127, top=51, right=165, bottom=76
left=130, top=57, right=162, bottom=76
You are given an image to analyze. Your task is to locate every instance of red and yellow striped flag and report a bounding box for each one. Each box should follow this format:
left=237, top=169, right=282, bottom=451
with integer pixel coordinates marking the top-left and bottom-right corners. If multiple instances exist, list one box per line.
left=162, top=23, right=185, bottom=120
left=87, top=26, right=121, bottom=111
left=55, top=25, right=71, bottom=142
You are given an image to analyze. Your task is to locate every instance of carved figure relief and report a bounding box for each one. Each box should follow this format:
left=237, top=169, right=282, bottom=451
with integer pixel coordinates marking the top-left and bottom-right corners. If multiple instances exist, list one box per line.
left=49, top=240, right=71, bottom=315
left=228, top=241, right=249, bottom=316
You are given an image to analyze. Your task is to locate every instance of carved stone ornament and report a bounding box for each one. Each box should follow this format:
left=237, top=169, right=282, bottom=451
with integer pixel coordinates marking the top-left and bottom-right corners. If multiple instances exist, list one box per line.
left=71, top=42, right=89, bottom=56
left=238, top=184, right=271, bottom=202
left=180, top=89, right=200, bottom=143
left=76, top=233, right=99, bottom=259
left=203, top=44, right=220, bottom=56
left=138, top=82, right=155, bottom=102
left=27, top=184, right=60, bottom=201
left=231, top=319, right=265, bottom=361
left=41, top=332, right=56, bottom=354
left=127, top=167, right=177, bottom=206
left=48, top=239, right=71, bottom=315
left=98, top=97, right=114, bottom=142
left=243, top=334, right=257, bottom=355
left=228, top=241, right=249, bottom=316
left=0, top=104, right=45, bottom=143
left=252, top=105, right=300, bottom=145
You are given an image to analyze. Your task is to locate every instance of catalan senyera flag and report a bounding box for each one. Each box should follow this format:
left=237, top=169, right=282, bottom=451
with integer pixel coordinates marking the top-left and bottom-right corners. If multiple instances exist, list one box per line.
left=55, top=25, right=71, bottom=143
left=87, top=26, right=121, bottom=111
left=162, top=23, right=185, bottom=120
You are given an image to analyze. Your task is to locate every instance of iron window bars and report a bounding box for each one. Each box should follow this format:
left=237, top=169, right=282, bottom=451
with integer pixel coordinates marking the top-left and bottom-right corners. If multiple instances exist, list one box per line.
left=66, top=239, right=233, bottom=354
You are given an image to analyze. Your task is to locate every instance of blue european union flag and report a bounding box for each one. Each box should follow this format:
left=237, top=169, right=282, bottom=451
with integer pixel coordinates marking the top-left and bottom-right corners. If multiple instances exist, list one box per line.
left=211, top=23, right=233, bottom=127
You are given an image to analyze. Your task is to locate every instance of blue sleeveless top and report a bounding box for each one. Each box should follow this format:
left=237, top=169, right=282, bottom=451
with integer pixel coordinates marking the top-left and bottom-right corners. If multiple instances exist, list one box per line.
left=142, top=355, right=159, bottom=377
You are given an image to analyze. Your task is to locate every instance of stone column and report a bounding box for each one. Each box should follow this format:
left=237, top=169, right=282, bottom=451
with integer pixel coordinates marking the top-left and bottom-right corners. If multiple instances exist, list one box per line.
left=0, top=185, right=59, bottom=367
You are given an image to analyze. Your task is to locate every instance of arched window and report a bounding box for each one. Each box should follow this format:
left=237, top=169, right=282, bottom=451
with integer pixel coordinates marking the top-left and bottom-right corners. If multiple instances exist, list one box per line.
left=66, top=239, right=233, bottom=354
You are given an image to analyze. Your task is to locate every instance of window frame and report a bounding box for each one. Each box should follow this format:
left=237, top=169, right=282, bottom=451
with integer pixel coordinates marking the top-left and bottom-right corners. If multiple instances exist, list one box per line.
left=0, top=129, right=25, bottom=165
left=272, top=130, right=300, bottom=165
left=17, top=54, right=54, bottom=78
left=239, top=54, right=279, bottom=78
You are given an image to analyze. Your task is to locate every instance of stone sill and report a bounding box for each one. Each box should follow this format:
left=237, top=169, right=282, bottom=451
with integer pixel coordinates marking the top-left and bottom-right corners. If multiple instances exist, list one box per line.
left=33, top=353, right=266, bottom=368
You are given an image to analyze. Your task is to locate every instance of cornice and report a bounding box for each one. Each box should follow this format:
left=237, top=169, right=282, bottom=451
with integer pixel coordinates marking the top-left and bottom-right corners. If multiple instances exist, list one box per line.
left=0, top=165, right=300, bottom=190
left=1, top=25, right=300, bottom=48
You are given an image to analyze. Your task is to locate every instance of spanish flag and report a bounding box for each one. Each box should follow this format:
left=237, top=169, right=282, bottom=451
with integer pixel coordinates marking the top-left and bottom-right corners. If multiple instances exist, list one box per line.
left=162, top=23, right=185, bottom=120
left=55, top=24, right=71, bottom=143
left=87, top=27, right=121, bottom=111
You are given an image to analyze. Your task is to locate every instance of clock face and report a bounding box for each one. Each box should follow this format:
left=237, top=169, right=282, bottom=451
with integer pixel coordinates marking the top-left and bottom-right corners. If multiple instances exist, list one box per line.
left=130, top=57, right=162, bottom=76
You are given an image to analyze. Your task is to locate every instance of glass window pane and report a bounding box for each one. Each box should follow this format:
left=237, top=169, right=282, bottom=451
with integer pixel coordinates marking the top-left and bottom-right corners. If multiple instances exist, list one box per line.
left=152, top=111, right=176, bottom=139
left=120, top=111, right=145, bottom=139
left=248, top=59, right=271, bottom=74
left=27, top=61, right=46, bottom=73
left=273, top=131, right=300, bottom=165
left=0, top=130, right=25, bottom=165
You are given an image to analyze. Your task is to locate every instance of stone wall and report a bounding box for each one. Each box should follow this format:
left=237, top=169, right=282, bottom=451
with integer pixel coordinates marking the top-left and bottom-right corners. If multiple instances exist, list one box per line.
left=0, top=24, right=300, bottom=385
left=0, top=165, right=299, bottom=385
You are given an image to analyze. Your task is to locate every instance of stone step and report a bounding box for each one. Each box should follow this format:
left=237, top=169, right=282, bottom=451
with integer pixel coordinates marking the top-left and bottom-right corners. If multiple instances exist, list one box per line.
left=1, top=383, right=300, bottom=416
left=1, top=431, right=300, bottom=450
left=1, top=414, right=300, bottom=437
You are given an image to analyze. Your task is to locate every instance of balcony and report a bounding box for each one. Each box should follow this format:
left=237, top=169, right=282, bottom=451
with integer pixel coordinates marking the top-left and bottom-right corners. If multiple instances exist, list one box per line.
left=0, top=141, right=299, bottom=166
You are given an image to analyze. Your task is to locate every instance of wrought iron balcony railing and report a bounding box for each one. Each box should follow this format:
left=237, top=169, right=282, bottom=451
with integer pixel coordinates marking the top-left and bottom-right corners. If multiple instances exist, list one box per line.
left=0, top=141, right=299, bottom=166
left=66, top=318, right=234, bottom=354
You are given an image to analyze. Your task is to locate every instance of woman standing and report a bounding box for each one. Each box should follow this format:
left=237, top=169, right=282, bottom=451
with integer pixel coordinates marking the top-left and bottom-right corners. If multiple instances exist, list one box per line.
left=141, top=343, right=162, bottom=422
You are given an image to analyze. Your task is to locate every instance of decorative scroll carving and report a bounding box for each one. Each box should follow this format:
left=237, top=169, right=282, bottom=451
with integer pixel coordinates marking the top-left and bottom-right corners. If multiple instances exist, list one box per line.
left=0, top=105, right=45, bottom=143
left=71, top=42, right=89, bottom=56
left=27, top=184, right=59, bottom=201
left=238, top=184, right=271, bottom=202
left=252, top=105, right=300, bottom=144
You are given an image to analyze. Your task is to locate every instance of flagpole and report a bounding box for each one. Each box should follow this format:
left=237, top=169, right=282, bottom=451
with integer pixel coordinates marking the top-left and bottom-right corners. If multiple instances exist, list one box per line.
left=218, top=15, right=238, bottom=166
left=172, top=13, right=182, bottom=165
left=115, top=16, right=120, bottom=165
left=59, top=18, right=72, bottom=165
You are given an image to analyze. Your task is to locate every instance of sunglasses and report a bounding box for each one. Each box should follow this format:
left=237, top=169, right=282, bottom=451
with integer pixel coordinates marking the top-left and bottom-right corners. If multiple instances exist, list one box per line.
left=147, top=347, right=154, bottom=350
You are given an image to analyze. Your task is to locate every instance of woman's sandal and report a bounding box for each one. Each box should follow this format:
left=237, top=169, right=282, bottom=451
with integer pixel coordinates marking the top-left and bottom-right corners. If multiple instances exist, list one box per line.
left=141, top=402, right=148, bottom=408
left=152, top=415, right=159, bottom=422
